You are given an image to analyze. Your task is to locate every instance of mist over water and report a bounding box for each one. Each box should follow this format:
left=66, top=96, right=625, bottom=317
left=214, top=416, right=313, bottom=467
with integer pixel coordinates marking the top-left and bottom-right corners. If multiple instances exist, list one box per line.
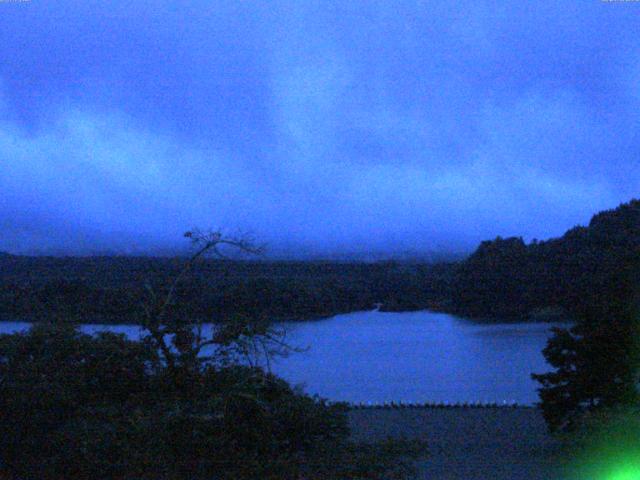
left=1, top=1, right=639, bottom=256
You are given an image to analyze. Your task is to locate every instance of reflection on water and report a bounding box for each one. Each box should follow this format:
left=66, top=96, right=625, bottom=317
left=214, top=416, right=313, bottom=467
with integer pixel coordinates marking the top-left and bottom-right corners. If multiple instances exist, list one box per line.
left=0, top=311, right=568, bottom=405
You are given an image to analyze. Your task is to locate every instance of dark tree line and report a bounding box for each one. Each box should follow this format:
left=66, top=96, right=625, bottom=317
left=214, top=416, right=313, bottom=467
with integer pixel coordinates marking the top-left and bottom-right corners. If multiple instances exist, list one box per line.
left=2, top=200, right=638, bottom=328
left=0, top=256, right=454, bottom=324
left=450, top=199, right=640, bottom=321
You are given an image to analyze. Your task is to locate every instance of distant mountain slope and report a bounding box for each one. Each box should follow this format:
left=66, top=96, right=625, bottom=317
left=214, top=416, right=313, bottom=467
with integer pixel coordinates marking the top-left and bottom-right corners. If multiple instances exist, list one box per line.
left=0, top=255, right=453, bottom=323
left=2, top=200, right=637, bottom=323
left=450, top=199, right=640, bottom=319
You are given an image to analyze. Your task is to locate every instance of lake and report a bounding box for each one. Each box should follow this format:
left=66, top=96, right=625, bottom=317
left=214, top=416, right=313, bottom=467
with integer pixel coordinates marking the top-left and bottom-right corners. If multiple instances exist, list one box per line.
left=0, top=310, right=566, bottom=405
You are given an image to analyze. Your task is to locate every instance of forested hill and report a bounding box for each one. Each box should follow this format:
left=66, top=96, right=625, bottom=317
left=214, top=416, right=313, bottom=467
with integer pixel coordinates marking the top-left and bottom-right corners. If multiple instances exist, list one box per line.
left=2, top=200, right=637, bottom=324
left=0, top=256, right=453, bottom=324
left=450, top=199, right=640, bottom=320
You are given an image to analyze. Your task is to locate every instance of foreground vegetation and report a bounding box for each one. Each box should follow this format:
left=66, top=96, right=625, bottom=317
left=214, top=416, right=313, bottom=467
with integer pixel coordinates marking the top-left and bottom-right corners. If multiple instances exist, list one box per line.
left=0, top=323, right=426, bottom=480
left=526, top=200, right=640, bottom=436
left=0, top=232, right=426, bottom=479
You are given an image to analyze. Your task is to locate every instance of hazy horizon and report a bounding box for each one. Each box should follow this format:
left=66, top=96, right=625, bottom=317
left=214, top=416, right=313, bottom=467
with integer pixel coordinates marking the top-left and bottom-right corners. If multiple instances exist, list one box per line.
left=1, top=1, right=639, bottom=256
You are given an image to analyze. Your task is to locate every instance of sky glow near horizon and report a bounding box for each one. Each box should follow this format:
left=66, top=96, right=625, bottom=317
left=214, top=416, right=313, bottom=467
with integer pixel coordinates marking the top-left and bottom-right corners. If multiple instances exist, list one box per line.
left=0, top=1, right=639, bottom=256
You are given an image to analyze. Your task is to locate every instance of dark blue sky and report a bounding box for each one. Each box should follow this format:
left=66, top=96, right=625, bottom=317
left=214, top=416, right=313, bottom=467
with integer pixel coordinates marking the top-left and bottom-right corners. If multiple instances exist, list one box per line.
left=0, top=0, right=638, bottom=256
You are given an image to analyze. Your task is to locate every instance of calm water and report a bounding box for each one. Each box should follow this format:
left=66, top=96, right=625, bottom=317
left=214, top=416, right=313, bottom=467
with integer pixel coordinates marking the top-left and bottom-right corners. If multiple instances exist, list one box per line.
left=0, top=310, right=566, bottom=405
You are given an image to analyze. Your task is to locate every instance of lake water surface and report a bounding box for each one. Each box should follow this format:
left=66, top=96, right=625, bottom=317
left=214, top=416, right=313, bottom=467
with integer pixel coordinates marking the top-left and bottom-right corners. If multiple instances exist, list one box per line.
left=0, top=310, right=567, bottom=405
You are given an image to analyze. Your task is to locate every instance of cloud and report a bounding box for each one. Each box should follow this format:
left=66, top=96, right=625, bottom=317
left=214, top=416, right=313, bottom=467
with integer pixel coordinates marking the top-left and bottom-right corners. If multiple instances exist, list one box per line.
left=0, top=107, right=268, bottom=253
left=0, top=1, right=638, bottom=256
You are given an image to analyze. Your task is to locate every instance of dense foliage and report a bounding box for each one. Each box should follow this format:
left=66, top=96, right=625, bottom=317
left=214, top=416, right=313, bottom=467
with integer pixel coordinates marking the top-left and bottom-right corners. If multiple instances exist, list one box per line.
left=0, top=257, right=454, bottom=324
left=0, top=323, right=426, bottom=480
left=451, top=198, right=640, bottom=320
left=531, top=258, right=640, bottom=432
left=524, top=200, right=640, bottom=432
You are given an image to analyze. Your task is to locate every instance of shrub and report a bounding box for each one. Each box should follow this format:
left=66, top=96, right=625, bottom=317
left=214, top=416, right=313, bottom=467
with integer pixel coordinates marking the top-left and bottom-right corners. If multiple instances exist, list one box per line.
left=0, top=323, right=425, bottom=480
